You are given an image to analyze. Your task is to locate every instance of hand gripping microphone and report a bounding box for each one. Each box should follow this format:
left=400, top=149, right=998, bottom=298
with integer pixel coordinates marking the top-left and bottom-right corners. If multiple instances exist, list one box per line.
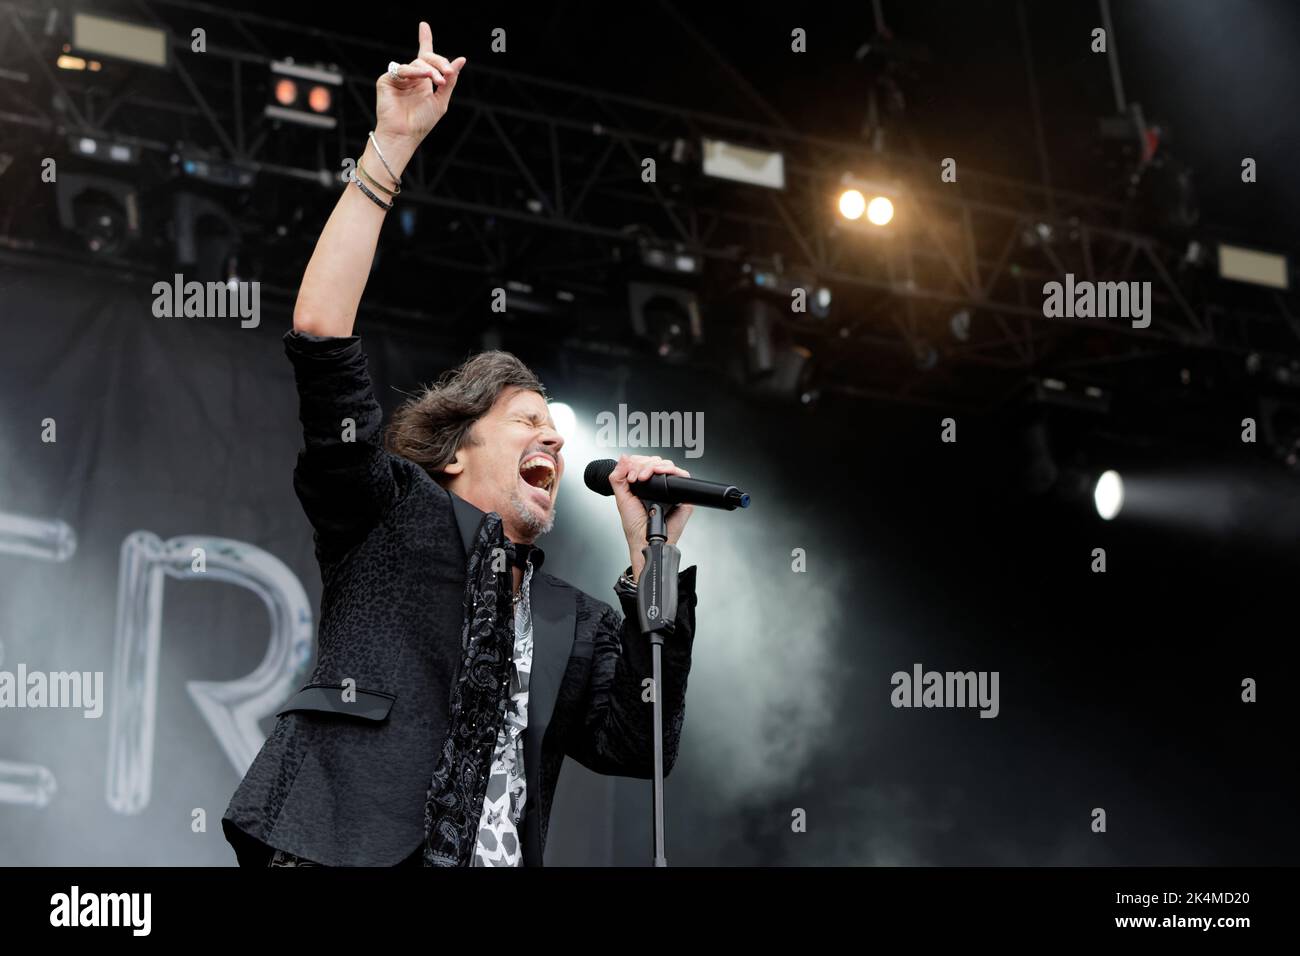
left=583, top=459, right=751, bottom=510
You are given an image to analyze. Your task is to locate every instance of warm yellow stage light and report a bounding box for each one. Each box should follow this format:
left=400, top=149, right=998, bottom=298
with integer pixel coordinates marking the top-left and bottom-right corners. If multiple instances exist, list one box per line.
left=838, top=189, right=866, bottom=220
left=866, top=195, right=895, bottom=226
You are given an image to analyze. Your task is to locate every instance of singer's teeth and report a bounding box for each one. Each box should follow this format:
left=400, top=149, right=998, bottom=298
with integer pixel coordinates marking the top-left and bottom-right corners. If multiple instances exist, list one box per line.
left=520, top=455, right=555, bottom=491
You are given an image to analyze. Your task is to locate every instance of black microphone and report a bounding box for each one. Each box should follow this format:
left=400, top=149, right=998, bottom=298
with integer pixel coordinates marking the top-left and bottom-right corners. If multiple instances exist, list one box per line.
left=584, top=459, right=751, bottom=510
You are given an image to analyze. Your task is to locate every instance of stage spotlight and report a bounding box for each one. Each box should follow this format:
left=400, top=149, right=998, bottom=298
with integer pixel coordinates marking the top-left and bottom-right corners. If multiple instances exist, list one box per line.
left=266, top=60, right=342, bottom=129
left=838, top=188, right=866, bottom=221
left=628, top=281, right=702, bottom=364
left=307, top=85, right=332, bottom=113
left=1094, top=470, right=1124, bottom=520
left=866, top=196, right=894, bottom=226
left=812, top=285, right=832, bottom=319
left=639, top=240, right=702, bottom=275
left=737, top=297, right=818, bottom=404
left=747, top=341, right=817, bottom=405
left=273, top=77, right=298, bottom=107
left=172, top=192, right=239, bottom=282
left=71, top=192, right=127, bottom=253
left=55, top=174, right=139, bottom=255
left=1031, top=376, right=1111, bottom=414
left=57, top=51, right=101, bottom=71
left=176, top=153, right=255, bottom=188
left=69, top=134, right=137, bottom=165
left=837, top=175, right=899, bottom=230
left=548, top=402, right=577, bottom=440
left=742, top=261, right=831, bottom=320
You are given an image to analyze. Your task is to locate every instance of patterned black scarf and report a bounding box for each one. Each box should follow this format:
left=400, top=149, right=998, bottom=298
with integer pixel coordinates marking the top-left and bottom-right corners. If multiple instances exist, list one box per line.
left=421, top=511, right=517, bottom=866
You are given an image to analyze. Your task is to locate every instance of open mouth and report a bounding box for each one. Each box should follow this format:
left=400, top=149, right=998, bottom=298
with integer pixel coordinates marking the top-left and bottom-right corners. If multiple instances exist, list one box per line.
left=519, top=454, right=557, bottom=498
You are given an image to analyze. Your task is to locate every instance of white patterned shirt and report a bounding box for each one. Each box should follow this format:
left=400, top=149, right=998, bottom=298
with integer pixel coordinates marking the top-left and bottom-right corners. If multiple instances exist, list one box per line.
left=472, top=560, right=533, bottom=866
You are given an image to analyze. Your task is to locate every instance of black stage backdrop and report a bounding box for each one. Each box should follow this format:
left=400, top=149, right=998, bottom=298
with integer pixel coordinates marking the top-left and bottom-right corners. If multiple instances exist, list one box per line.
left=1, top=260, right=1296, bottom=866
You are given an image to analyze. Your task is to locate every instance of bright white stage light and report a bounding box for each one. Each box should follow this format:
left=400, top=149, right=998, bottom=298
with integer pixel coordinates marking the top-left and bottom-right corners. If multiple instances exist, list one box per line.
left=1094, top=470, right=1124, bottom=520
left=549, top=401, right=577, bottom=440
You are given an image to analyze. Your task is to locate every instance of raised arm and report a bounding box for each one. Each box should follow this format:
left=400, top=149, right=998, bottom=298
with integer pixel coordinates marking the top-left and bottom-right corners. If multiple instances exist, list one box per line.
left=284, top=22, right=464, bottom=562
left=293, top=21, right=466, bottom=337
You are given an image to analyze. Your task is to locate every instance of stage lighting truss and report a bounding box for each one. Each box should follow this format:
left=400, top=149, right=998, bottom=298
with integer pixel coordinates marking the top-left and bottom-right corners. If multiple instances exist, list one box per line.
left=2, top=1, right=1296, bottom=413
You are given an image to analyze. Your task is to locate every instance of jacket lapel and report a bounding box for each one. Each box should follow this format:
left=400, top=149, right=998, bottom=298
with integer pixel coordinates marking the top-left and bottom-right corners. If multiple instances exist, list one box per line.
left=527, top=574, right=576, bottom=744
left=523, top=573, right=576, bottom=866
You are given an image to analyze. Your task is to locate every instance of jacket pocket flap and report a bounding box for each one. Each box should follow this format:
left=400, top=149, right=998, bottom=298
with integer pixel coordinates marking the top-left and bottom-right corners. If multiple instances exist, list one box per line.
left=276, top=683, right=396, bottom=721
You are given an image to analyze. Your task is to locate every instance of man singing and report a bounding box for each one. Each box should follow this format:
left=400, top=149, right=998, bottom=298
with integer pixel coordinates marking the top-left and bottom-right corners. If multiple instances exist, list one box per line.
left=221, top=21, right=698, bottom=867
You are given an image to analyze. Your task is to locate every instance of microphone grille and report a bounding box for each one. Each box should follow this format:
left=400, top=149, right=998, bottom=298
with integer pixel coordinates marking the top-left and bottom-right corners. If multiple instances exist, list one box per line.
left=583, top=458, right=618, bottom=496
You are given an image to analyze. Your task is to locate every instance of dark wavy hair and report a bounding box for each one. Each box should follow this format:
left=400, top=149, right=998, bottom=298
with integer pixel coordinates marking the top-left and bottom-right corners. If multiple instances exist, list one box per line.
left=384, top=350, right=546, bottom=484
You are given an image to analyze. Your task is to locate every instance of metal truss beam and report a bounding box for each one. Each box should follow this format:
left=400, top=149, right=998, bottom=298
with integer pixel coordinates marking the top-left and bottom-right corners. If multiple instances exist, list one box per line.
left=0, top=0, right=1295, bottom=409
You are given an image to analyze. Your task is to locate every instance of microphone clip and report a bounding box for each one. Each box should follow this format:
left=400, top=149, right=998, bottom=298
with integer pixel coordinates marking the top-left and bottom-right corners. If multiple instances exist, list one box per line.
left=636, top=498, right=680, bottom=638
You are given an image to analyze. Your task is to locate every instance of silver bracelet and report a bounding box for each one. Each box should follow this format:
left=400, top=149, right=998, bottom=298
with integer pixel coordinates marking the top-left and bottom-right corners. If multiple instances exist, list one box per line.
left=367, top=130, right=402, bottom=189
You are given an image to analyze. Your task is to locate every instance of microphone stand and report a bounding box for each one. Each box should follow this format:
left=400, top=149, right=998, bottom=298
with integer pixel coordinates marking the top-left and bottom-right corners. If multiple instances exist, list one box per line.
left=635, top=498, right=680, bottom=868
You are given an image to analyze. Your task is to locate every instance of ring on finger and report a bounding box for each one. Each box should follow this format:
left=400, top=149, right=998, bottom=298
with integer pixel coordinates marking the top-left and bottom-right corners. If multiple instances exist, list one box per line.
left=387, top=60, right=402, bottom=80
